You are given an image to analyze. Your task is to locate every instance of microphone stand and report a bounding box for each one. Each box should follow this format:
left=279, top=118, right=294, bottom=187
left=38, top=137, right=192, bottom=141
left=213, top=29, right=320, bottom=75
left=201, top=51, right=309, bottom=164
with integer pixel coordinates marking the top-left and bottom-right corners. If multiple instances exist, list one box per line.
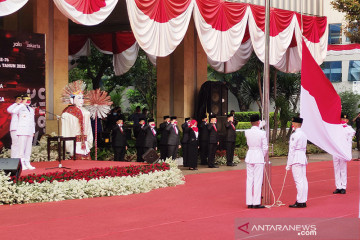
left=43, top=110, right=71, bottom=170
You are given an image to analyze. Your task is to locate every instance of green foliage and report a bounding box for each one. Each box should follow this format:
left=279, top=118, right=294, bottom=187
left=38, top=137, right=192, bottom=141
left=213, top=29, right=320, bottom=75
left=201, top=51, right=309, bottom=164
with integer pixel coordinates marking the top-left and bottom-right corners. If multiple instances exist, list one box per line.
left=235, top=131, right=247, bottom=147
left=236, top=122, right=252, bottom=129
left=90, top=147, right=113, bottom=161
left=109, top=86, right=126, bottom=108
left=339, top=91, right=360, bottom=122
left=232, top=112, right=291, bottom=129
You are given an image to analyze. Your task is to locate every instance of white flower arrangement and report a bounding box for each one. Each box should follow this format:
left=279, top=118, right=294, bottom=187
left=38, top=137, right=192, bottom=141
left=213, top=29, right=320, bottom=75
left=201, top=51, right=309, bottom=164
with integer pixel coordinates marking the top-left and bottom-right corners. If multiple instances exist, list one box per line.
left=0, top=159, right=184, bottom=205
left=215, top=155, right=242, bottom=165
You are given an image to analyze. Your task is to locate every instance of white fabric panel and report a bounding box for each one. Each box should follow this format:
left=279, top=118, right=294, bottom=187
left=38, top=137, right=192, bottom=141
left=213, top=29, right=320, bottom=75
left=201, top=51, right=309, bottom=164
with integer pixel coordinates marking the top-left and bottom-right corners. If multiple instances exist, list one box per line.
left=146, top=53, right=157, bottom=66
left=126, top=0, right=194, bottom=57
left=53, top=0, right=118, bottom=26
left=68, top=39, right=91, bottom=70
left=327, top=49, right=360, bottom=56
left=0, top=0, right=28, bottom=17
left=207, top=39, right=253, bottom=73
left=193, top=4, right=250, bottom=62
left=273, top=47, right=301, bottom=73
left=300, top=87, right=352, bottom=161
left=113, top=42, right=139, bottom=76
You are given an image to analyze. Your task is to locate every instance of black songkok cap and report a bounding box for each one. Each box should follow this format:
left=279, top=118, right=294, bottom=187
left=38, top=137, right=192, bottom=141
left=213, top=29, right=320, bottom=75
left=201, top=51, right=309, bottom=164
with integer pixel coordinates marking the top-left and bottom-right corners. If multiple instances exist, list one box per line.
left=139, top=117, right=145, bottom=121
left=227, top=114, right=233, bottom=118
left=210, top=114, right=217, bottom=119
left=170, top=116, right=177, bottom=120
left=148, top=118, right=155, bottom=123
left=185, top=117, right=190, bottom=122
left=163, top=115, right=170, bottom=120
left=250, top=114, right=260, bottom=122
left=292, top=117, right=303, bottom=123
left=341, top=113, right=348, bottom=119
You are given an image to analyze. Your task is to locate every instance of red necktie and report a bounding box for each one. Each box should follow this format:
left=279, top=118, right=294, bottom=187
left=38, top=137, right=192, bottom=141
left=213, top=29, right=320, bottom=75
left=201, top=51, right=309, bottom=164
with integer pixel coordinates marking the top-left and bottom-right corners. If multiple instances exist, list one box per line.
left=213, top=124, right=217, bottom=132
left=174, top=125, right=178, bottom=134
left=152, top=128, right=156, bottom=136
left=119, top=126, right=123, bottom=133
left=231, top=122, right=235, bottom=130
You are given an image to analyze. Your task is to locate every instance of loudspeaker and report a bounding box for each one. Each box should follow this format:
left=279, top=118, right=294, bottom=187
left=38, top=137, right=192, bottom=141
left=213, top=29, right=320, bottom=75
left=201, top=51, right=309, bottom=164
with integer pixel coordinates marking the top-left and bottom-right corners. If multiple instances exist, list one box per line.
left=209, top=82, right=228, bottom=116
left=142, top=148, right=159, bottom=164
left=0, top=158, right=22, bottom=179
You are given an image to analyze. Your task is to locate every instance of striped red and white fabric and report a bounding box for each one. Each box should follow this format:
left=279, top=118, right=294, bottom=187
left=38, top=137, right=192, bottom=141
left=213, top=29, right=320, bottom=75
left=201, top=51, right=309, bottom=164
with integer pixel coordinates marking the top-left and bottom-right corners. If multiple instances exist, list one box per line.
left=53, top=0, right=118, bottom=26
left=327, top=43, right=360, bottom=56
left=0, top=0, right=28, bottom=17
left=300, top=39, right=351, bottom=161
left=69, top=32, right=139, bottom=76
left=126, top=0, right=194, bottom=57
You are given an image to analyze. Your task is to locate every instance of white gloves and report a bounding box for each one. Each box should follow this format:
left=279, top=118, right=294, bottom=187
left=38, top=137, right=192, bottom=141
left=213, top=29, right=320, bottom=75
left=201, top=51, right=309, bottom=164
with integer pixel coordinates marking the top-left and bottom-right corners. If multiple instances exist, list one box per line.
left=285, top=165, right=291, bottom=171
left=259, top=120, right=266, bottom=129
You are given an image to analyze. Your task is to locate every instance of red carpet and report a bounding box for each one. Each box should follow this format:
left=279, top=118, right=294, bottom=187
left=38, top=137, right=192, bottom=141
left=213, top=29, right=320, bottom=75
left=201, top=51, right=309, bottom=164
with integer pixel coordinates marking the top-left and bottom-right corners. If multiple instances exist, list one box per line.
left=0, top=160, right=358, bottom=240
left=20, top=160, right=145, bottom=177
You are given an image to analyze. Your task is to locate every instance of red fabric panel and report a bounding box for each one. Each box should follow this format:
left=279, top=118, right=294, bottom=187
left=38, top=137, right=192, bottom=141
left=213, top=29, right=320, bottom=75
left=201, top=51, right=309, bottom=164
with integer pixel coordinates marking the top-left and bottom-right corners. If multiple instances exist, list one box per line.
left=296, top=13, right=327, bottom=44
left=114, top=32, right=136, bottom=54
left=195, top=0, right=247, bottom=31
left=69, top=35, right=89, bottom=55
left=249, top=4, right=265, bottom=31
left=269, top=8, right=295, bottom=36
left=0, top=0, right=7, bottom=2
left=90, top=33, right=114, bottom=52
left=65, top=0, right=106, bottom=14
left=301, top=40, right=341, bottom=124
left=135, top=0, right=192, bottom=23
left=242, top=24, right=250, bottom=43
left=328, top=43, right=360, bottom=51
left=289, top=32, right=297, bottom=48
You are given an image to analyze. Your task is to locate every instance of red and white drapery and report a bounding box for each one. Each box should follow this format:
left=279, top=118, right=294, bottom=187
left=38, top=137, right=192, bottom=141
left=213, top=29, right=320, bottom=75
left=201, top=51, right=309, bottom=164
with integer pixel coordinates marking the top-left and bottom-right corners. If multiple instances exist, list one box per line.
left=0, top=0, right=28, bottom=17
left=53, top=0, right=118, bottom=26
left=69, top=32, right=139, bottom=76
left=327, top=44, right=360, bottom=56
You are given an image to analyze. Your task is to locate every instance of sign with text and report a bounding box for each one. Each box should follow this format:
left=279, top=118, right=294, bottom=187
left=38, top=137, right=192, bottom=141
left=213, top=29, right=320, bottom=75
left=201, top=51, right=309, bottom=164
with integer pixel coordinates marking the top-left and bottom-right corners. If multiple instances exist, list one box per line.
left=0, top=30, right=45, bottom=149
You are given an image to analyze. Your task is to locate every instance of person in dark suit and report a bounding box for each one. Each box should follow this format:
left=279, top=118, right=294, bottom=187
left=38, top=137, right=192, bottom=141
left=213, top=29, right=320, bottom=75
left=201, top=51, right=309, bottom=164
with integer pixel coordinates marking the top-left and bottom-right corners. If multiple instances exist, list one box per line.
left=207, top=115, right=219, bottom=168
left=159, top=115, right=170, bottom=160
left=111, top=117, right=128, bottom=161
left=165, top=116, right=181, bottom=160
left=225, top=114, right=237, bottom=166
left=134, top=118, right=146, bottom=162
left=199, top=115, right=209, bottom=165
left=143, top=118, right=158, bottom=154
left=187, top=120, right=199, bottom=170
left=230, top=110, right=238, bottom=126
left=181, top=117, right=191, bottom=167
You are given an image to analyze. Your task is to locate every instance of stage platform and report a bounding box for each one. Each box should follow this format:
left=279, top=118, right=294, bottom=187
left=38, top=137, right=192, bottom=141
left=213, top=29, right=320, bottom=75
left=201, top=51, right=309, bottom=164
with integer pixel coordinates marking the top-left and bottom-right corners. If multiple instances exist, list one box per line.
left=20, top=160, right=146, bottom=177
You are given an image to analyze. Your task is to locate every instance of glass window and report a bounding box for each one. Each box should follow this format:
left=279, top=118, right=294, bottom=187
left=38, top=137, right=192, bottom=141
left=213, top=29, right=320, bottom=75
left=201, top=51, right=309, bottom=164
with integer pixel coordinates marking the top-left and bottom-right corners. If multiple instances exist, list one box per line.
left=322, top=61, right=342, bottom=82
left=348, top=60, right=360, bottom=81
left=328, top=23, right=342, bottom=44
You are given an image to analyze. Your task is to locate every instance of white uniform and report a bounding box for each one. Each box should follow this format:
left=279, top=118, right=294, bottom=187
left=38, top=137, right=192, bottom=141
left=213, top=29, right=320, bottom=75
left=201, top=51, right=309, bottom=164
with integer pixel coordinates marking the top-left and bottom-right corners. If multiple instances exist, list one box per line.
left=333, top=124, right=355, bottom=190
left=11, top=104, right=35, bottom=169
left=7, top=103, right=20, bottom=158
left=287, top=128, right=308, bottom=203
left=245, top=126, right=268, bottom=206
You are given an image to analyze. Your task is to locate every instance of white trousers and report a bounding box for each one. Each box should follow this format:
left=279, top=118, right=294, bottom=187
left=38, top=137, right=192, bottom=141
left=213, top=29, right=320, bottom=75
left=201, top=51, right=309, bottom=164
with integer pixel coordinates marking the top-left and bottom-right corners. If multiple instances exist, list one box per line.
left=10, top=131, right=19, bottom=158
left=18, top=135, right=33, bottom=167
left=246, top=163, right=264, bottom=205
left=291, top=164, right=308, bottom=203
left=333, top=157, right=347, bottom=189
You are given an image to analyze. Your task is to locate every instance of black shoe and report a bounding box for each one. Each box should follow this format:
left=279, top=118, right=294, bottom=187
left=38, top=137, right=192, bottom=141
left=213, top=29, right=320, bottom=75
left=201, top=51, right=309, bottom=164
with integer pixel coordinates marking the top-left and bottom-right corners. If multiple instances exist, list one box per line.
left=333, top=189, right=341, bottom=194
left=340, top=189, right=346, bottom=194
left=253, top=205, right=265, bottom=209
left=247, top=205, right=253, bottom=209
left=227, top=163, right=237, bottom=166
left=188, top=168, right=198, bottom=170
left=208, top=165, right=219, bottom=168
left=289, top=202, right=307, bottom=208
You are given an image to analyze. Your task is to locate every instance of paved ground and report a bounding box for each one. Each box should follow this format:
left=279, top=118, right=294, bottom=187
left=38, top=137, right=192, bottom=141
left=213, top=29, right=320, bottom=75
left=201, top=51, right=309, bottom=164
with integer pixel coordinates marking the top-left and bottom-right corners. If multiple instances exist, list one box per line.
left=179, top=150, right=360, bottom=176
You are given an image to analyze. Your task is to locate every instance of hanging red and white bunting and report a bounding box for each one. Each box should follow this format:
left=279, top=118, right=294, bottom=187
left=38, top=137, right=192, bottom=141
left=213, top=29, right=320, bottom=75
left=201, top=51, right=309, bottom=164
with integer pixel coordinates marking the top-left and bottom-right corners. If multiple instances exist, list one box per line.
left=126, top=0, right=194, bottom=57
left=53, top=0, right=118, bottom=26
left=0, top=0, right=28, bottom=17
left=327, top=44, right=360, bottom=56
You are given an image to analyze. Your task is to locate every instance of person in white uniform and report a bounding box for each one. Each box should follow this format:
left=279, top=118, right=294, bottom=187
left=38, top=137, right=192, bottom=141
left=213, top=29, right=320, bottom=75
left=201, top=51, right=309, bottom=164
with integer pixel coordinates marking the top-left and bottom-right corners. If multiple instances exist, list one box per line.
left=7, top=95, right=22, bottom=158
left=332, top=113, right=355, bottom=194
left=286, top=117, right=308, bottom=208
left=10, top=94, right=36, bottom=170
left=244, top=114, right=268, bottom=209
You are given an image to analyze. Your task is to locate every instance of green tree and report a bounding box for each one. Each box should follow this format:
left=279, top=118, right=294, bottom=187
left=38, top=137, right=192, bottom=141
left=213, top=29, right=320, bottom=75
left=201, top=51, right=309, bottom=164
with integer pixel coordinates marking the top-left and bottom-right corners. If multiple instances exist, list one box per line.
left=339, top=91, right=360, bottom=122
left=331, top=0, right=360, bottom=43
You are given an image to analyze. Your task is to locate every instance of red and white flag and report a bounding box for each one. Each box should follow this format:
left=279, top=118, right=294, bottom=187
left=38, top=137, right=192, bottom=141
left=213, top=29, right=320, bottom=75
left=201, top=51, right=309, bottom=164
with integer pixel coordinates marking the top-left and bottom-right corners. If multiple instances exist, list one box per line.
left=300, top=40, right=351, bottom=161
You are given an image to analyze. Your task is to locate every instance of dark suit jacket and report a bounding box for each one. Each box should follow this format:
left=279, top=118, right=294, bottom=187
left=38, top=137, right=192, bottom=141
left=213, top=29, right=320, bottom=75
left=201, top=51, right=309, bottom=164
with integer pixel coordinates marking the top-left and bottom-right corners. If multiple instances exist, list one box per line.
left=225, top=121, right=236, bottom=142
left=188, top=129, right=199, bottom=146
left=181, top=122, right=190, bottom=144
left=199, top=121, right=209, bottom=142
left=143, top=125, right=157, bottom=148
left=159, top=122, right=169, bottom=145
left=111, top=125, right=128, bottom=147
left=207, top=123, right=219, bottom=144
left=134, top=124, right=145, bottom=147
left=165, top=124, right=180, bottom=146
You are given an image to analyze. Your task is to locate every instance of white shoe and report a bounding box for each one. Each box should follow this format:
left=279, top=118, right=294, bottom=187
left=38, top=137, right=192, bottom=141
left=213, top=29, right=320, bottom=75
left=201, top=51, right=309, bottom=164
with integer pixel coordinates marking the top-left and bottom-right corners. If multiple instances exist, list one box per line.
left=27, top=165, right=36, bottom=170
left=22, top=165, right=29, bottom=170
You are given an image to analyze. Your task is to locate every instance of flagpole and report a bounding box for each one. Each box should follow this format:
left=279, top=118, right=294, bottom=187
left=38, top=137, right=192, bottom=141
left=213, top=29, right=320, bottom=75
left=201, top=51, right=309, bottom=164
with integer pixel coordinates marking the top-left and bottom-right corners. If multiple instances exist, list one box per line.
left=262, top=0, right=271, bottom=205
